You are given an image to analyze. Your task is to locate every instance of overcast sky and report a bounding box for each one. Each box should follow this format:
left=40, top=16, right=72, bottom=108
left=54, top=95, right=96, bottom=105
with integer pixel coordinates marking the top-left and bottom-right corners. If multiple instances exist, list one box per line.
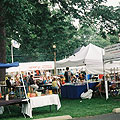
left=105, top=0, right=120, bottom=6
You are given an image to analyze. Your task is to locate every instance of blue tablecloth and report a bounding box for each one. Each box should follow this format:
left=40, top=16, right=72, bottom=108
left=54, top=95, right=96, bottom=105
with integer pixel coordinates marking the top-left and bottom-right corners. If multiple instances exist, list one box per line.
left=61, top=82, right=99, bottom=99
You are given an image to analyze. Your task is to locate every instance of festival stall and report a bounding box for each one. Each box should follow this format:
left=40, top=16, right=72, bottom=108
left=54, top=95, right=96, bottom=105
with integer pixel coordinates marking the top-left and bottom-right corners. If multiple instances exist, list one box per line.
left=104, top=43, right=120, bottom=99
left=6, top=61, right=54, bottom=79
left=0, top=62, right=61, bottom=117
left=57, top=44, right=104, bottom=99
left=0, top=62, right=28, bottom=98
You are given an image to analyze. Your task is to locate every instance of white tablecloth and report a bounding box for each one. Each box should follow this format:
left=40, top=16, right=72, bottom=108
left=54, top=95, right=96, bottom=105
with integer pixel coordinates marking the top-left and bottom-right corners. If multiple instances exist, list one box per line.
left=21, top=94, right=61, bottom=118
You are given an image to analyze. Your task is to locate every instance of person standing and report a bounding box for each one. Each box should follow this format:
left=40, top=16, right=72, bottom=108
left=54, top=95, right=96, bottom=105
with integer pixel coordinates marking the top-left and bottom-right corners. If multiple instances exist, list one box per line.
left=64, top=67, right=73, bottom=83
left=27, top=72, right=31, bottom=92
left=29, top=75, right=38, bottom=93
left=52, top=78, right=59, bottom=93
left=78, top=73, right=85, bottom=82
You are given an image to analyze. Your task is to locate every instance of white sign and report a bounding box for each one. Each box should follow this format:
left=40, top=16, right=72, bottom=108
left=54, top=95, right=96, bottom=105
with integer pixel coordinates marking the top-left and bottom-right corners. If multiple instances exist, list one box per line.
left=6, top=61, right=54, bottom=72
left=104, top=43, right=120, bottom=63
left=11, top=40, right=21, bottom=48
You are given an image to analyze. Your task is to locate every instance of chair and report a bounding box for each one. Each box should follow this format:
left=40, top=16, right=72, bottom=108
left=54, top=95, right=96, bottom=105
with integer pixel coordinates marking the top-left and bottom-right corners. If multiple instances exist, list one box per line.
left=109, top=83, right=119, bottom=96
left=93, top=86, right=104, bottom=98
left=93, top=81, right=109, bottom=98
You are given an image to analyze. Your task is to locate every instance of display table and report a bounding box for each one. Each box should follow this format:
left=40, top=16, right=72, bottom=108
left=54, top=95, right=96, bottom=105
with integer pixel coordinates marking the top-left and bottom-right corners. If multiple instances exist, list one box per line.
left=38, top=83, right=52, bottom=93
left=61, top=82, right=99, bottom=99
left=21, top=94, right=61, bottom=118
left=0, top=85, right=7, bottom=98
left=0, top=99, right=27, bottom=107
left=0, top=85, right=25, bottom=99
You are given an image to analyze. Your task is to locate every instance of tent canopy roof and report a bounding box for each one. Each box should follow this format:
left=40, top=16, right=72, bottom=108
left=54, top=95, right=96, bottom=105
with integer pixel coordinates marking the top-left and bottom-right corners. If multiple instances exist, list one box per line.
left=6, top=61, right=54, bottom=72
left=56, top=43, right=104, bottom=74
left=0, top=62, right=19, bottom=68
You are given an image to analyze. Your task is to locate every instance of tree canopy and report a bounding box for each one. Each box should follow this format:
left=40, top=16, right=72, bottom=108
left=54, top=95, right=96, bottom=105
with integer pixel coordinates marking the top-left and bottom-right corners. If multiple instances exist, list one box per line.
left=0, top=0, right=120, bottom=63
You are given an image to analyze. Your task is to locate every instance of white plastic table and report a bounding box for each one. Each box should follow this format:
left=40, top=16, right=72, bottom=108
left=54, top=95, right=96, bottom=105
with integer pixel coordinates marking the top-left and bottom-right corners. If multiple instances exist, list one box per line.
left=21, top=94, right=61, bottom=118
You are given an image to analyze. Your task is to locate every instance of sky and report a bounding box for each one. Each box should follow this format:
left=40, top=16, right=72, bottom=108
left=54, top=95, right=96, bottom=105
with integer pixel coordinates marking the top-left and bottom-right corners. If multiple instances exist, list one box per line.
left=105, top=0, right=120, bottom=6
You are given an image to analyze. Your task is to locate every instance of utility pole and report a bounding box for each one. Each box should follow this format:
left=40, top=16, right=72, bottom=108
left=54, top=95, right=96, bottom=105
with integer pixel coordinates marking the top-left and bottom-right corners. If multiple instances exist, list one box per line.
left=53, top=44, right=56, bottom=75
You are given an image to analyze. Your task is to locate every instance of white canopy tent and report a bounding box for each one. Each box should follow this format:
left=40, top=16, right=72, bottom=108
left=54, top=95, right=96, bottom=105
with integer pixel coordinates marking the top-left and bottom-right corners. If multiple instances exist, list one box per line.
left=6, top=61, right=54, bottom=72
left=56, top=46, right=85, bottom=68
left=57, top=43, right=104, bottom=90
left=57, top=43, right=104, bottom=74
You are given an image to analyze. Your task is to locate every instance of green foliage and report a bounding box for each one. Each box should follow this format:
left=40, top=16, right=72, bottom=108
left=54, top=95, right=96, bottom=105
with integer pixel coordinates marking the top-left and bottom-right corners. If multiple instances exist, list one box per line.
left=4, top=0, right=77, bottom=62
left=1, top=0, right=119, bottom=62
left=108, top=35, right=119, bottom=44
left=72, top=26, right=111, bottom=49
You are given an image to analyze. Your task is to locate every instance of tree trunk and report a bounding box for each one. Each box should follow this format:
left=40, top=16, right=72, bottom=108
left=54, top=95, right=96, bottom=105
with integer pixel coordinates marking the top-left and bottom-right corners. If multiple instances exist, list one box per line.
left=0, top=2, right=6, bottom=84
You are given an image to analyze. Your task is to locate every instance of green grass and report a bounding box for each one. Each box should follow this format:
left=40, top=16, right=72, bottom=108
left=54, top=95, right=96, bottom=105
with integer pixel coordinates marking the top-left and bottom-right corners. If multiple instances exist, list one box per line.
left=1, top=96, right=120, bottom=120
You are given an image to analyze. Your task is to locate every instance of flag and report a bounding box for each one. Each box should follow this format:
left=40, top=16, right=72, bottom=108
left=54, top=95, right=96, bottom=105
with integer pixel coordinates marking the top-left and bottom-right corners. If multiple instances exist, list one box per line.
left=11, top=40, right=21, bottom=48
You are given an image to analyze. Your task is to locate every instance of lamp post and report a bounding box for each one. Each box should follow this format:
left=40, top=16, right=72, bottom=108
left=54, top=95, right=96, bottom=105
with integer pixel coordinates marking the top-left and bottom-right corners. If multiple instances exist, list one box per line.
left=53, top=44, right=56, bottom=75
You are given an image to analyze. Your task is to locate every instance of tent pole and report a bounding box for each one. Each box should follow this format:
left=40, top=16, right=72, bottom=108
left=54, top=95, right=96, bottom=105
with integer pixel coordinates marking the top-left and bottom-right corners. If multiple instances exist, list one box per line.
left=19, top=67, right=28, bottom=99
left=103, top=51, right=108, bottom=100
left=85, top=65, right=89, bottom=90
left=114, top=67, right=115, bottom=81
left=21, top=76, right=28, bottom=99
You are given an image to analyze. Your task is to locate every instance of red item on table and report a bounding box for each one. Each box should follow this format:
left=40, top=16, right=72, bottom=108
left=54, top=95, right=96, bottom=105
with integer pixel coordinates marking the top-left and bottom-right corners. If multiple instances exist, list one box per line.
left=99, top=74, right=104, bottom=79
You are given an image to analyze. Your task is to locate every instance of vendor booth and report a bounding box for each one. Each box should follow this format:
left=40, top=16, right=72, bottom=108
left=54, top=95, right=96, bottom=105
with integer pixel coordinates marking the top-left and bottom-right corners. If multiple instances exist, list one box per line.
left=61, top=82, right=98, bottom=99
left=0, top=62, right=61, bottom=117
left=6, top=61, right=54, bottom=80
left=0, top=62, right=28, bottom=99
left=0, top=62, right=19, bottom=96
left=104, top=43, right=120, bottom=99
left=57, top=43, right=104, bottom=99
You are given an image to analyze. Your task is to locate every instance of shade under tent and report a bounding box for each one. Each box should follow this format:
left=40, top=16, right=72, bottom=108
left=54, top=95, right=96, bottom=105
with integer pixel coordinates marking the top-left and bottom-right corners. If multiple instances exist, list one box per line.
left=0, top=62, right=27, bottom=99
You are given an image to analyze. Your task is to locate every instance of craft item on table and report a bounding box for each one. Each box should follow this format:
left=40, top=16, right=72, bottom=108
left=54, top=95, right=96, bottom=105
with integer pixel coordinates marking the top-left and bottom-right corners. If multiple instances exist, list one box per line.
left=0, top=93, right=2, bottom=99
left=30, top=93, right=37, bottom=97
left=48, top=90, right=52, bottom=95
left=36, top=91, right=41, bottom=96
left=6, top=94, right=9, bottom=101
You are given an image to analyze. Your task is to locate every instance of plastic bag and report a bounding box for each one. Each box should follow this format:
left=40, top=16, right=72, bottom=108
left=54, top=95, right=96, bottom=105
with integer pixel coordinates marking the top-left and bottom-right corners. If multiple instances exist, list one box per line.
left=0, top=106, right=4, bottom=114
left=81, top=89, right=93, bottom=99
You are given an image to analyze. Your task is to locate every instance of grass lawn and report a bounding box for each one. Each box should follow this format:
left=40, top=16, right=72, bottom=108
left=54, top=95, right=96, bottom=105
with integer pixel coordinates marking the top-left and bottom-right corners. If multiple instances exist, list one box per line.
left=0, top=96, right=120, bottom=120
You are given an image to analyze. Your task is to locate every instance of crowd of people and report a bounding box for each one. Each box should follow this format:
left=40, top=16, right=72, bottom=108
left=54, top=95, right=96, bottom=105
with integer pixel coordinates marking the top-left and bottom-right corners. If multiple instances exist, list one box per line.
left=64, top=67, right=86, bottom=83
left=5, top=67, right=98, bottom=96
left=5, top=71, right=61, bottom=95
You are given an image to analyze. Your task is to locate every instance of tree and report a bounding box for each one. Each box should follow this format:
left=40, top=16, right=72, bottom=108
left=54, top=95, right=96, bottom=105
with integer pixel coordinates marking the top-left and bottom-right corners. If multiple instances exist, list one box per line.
left=0, top=0, right=34, bottom=82
left=108, top=35, right=119, bottom=44
left=73, top=26, right=111, bottom=49
left=6, top=1, right=77, bottom=62
left=0, top=1, right=6, bottom=82
left=0, top=0, right=120, bottom=82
